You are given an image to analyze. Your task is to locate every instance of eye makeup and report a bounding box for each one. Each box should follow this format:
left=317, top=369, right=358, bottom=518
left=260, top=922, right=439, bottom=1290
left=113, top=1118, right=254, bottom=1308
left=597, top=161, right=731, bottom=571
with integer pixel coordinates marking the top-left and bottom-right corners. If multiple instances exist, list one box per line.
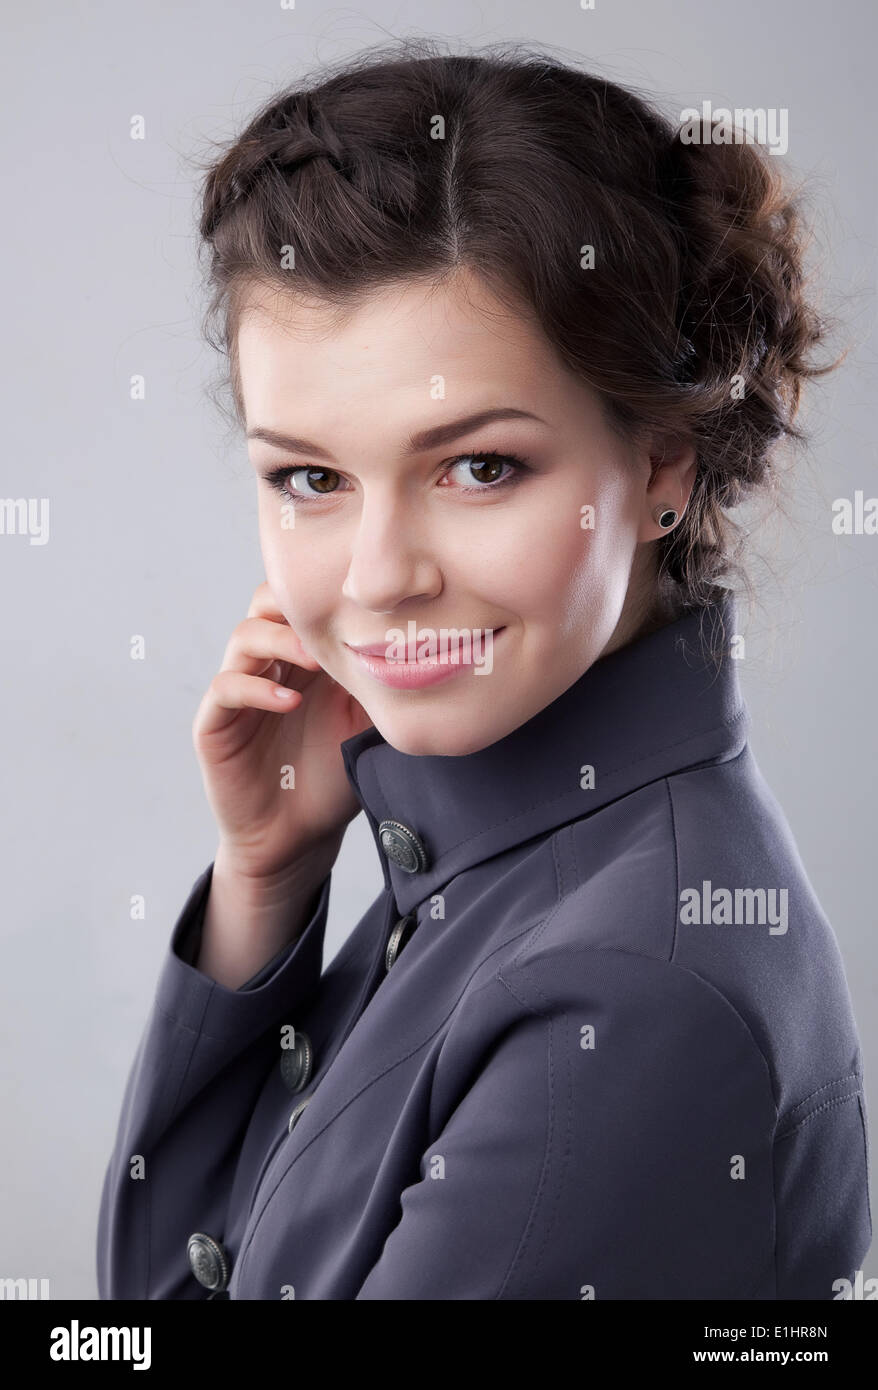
left=259, top=449, right=534, bottom=506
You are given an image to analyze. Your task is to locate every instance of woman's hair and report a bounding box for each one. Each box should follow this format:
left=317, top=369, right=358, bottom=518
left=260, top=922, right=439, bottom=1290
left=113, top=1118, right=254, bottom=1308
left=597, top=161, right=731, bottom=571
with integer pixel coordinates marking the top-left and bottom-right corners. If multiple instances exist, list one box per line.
left=193, top=38, right=841, bottom=630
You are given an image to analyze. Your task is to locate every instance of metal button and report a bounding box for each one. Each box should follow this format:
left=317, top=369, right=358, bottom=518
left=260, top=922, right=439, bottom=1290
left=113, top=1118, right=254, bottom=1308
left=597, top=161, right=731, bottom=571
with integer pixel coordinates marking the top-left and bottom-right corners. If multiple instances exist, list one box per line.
left=288, top=1095, right=312, bottom=1134
left=187, top=1232, right=231, bottom=1293
left=385, top=913, right=417, bottom=971
left=378, top=819, right=429, bottom=873
left=279, top=1027, right=313, bottom=1095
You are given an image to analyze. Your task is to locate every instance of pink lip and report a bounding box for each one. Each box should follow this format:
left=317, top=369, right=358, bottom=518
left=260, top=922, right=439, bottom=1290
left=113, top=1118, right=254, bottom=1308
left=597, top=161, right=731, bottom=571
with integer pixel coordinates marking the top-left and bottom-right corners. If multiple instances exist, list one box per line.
left=345, top=629, right=505, bottom=689
left=346, top=639, right=408, bottom=657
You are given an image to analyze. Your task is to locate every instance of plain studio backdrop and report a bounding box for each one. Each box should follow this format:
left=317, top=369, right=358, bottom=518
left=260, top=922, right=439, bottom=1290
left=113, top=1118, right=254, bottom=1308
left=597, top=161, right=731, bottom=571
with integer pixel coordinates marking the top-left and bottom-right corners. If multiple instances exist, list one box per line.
left=1, top=0, right=875, bottom=1299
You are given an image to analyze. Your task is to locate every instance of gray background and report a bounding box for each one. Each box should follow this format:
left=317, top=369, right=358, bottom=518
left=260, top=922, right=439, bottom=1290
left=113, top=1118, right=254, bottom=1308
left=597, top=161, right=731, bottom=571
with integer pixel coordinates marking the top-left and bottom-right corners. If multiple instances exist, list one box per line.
left=1, top=0, right=875, bottom=1298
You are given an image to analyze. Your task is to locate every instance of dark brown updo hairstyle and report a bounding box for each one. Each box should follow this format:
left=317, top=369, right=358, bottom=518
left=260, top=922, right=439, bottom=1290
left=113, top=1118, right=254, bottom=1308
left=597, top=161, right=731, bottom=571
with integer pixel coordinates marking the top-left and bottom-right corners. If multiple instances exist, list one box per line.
left=193, top=38, right=841, bottom=643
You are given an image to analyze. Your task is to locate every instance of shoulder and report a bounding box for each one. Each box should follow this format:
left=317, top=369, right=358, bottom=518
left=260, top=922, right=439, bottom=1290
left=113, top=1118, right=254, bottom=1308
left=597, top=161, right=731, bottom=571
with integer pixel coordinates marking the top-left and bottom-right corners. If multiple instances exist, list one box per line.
left=485, top=744, right=863, bottom=1120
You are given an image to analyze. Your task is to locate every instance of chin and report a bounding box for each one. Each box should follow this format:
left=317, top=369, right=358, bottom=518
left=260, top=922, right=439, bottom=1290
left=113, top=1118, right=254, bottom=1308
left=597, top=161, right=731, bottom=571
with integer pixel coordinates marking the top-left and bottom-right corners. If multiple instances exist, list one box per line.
left=375, top=713, right=500, bottom=759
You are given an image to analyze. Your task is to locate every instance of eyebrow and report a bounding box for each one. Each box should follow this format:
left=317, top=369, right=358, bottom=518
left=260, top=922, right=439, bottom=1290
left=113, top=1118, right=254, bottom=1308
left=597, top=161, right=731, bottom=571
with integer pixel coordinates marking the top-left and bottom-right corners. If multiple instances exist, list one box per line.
left=246, top=407, right=549, bottom=461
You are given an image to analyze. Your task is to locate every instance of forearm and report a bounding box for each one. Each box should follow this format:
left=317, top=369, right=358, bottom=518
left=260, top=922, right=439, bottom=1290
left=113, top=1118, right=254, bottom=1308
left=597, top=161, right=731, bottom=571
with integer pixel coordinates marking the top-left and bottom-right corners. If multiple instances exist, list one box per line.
left=98, top=861, right=334, bottom=1299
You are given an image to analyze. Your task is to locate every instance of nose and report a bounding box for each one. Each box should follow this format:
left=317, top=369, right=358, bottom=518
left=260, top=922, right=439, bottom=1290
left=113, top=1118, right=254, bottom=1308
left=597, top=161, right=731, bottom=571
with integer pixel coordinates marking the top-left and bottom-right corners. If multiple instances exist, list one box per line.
left=341, top=488, right=442, bottom=613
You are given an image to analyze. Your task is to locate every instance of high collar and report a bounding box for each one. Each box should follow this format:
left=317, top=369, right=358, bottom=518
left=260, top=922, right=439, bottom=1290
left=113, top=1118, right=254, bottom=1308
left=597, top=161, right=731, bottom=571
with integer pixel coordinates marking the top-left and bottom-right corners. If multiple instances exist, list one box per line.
left=340, top=589, right=749, bottom=917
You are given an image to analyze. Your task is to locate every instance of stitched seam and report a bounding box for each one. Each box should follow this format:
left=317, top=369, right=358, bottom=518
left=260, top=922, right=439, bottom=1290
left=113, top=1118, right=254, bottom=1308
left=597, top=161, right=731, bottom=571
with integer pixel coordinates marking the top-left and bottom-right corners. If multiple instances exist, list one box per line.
left=503, top=885, right=779, bottom=1296
left=365, top=708, right=749, bottom=857
left=242, top=900, right=398, bottom=1225
left=153, top=998, right=308, bottom=1048
left=553, top=778, right=779, bottom=1114
left=582, top=773, right=857, bottom=1146
left=775, top=1090, right=861, bottom=1142
left=495, top=969, right=544, bottom=1019
left=508, top=831, right=602, bottom=977
left=163, top=1004, right=211, bottom=1299
left=520, top=1012, right=572, bottom=1295
left=777, top=1073, right=862, bottom=1127
left=554, top=823, right=568, bottom=909
left=239, top=1026, right=445, bottom=1279
left=237, top=918, right=551, bottom=1279
left=145, top=1001, right=210, bottom=1297
left=857, top=1095, right=873, bottom=1238
left=153, top=1000, right=234, bottom=1044
left=571, top=811, right=582, bottom=888
left=664, top=778, right=681, bottom=963
left=666, top=748, right=780, bottom=1283
left=507, top=937, right=777, bottom=1113
left=161, top=990, right=213, bottom=1126
left=492, top=990, right=557, bottom=1299
left=490, top=968, right=573, bottom=1298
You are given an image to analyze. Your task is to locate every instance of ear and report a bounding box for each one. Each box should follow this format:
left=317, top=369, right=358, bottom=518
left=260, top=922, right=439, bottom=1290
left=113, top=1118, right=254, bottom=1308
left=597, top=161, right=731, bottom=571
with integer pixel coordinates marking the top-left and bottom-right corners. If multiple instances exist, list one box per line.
left=634, top=432, right=698, bottom=542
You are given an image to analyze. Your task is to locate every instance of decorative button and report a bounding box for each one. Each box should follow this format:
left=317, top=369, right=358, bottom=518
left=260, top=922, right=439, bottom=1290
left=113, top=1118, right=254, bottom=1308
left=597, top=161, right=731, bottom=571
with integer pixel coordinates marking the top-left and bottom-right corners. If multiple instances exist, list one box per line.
left=187, top=1232, right=231, bottom=1292
left=378, top=819, right=429, bottom=873
left=288, top=1095, right=312, bottom=1134
left=385, top=913, right=417, bottom=971
left=279, top=1027, right=313, bottom=1095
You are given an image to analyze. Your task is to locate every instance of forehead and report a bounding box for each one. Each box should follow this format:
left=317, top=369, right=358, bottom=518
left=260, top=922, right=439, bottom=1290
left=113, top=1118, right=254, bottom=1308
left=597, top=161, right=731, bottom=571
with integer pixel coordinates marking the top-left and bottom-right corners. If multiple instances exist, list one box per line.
left=234, top=268, right=562, bottom=411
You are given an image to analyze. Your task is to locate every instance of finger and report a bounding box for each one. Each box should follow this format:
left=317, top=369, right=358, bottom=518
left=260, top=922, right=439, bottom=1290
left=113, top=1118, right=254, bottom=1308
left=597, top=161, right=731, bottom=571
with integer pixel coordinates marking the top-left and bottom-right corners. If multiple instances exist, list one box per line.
left=221, top=616, right=320, bottom=677
left=246, top=580, right=288, bottom=622
left=194, top=669, right=303, bottom=738
left=244, top=586, right=323, bottom=671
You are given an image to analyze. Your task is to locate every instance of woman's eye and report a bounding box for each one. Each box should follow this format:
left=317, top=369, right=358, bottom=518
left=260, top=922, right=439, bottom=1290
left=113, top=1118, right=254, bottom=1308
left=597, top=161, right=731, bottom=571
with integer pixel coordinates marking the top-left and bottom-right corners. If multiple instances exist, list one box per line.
left=262, top=450, right=529, bottom=504
left=444, top=454, right=518, bottom=490
left=288, top=467, right=345, bottom=497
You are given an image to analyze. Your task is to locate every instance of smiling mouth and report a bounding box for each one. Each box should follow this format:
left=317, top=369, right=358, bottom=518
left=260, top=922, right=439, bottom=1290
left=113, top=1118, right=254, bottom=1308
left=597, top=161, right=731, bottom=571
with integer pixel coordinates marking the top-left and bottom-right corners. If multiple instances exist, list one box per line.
left=344, top=628, right=505, bottom=687
left=344, top=628, right=505, bottom=664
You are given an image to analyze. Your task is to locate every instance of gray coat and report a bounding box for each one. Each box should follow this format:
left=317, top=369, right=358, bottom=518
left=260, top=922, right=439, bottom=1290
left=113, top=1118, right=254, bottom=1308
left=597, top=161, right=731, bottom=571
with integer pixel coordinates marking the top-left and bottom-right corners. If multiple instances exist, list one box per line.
left=96, top=591, right=871, bottom=1299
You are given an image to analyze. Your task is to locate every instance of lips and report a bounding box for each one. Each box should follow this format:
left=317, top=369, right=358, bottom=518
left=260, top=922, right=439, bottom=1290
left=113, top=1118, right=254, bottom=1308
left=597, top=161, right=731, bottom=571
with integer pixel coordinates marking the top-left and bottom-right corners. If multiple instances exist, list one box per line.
left=345, top=628, right=505, bottom=689
left=346, top=629, right=505, bottom=663
left=345, top=640, right=406, bottom=658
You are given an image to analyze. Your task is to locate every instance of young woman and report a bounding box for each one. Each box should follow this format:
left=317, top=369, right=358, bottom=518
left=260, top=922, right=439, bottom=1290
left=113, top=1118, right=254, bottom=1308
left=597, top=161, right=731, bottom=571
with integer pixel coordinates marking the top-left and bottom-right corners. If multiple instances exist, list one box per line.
left=97, top=42, right=871, bottom=1300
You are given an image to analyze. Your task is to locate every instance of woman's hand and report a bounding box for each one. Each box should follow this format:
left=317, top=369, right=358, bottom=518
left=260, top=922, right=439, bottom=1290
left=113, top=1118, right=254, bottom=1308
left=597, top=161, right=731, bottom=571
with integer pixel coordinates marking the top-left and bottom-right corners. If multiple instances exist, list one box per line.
left=192, top=580, right=374, bottom=881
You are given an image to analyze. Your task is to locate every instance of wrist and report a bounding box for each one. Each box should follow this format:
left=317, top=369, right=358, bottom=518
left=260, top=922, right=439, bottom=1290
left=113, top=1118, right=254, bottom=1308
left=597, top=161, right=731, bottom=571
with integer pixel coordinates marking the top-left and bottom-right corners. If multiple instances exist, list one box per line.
left=212, top=838, right=340, bottom=909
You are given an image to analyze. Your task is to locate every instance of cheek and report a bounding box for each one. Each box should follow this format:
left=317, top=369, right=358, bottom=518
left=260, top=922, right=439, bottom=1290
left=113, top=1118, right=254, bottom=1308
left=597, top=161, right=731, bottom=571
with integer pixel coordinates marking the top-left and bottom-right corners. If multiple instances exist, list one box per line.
left=498, top=494, right=610, bottom=609
left=430, top=487, right=617, bottom=622
left=257, top=498, right=329, bottom=629
left=530, top=529, right=604, bottom=630
left=257, top=497, right=290, bottom=588
left=515, top=483, right=636, bottom=637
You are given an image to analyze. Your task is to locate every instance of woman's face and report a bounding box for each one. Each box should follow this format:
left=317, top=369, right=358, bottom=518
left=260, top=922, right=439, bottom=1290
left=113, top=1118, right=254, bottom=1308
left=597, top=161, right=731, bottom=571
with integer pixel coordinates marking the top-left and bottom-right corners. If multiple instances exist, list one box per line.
left=237, top=268, right=694, bottom=756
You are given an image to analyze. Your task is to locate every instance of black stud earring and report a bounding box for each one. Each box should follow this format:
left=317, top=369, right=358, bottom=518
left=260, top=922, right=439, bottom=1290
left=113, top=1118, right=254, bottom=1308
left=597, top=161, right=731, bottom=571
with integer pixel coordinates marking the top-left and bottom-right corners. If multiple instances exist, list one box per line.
left=653, top=505, right=678, bottom=529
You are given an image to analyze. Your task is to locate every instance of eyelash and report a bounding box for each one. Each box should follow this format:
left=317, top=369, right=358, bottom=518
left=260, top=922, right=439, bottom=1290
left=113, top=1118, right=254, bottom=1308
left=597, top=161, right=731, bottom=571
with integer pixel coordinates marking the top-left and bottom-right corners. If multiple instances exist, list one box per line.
left=261, top=450, right=531, bottom=506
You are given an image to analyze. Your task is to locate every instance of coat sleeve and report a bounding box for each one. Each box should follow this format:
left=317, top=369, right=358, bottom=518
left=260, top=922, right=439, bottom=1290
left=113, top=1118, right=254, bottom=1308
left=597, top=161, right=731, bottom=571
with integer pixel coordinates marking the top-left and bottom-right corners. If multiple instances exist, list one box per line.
left=355, top=946, right=783, bottom=1300
left=96, top=860, right=332, bottom=1300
